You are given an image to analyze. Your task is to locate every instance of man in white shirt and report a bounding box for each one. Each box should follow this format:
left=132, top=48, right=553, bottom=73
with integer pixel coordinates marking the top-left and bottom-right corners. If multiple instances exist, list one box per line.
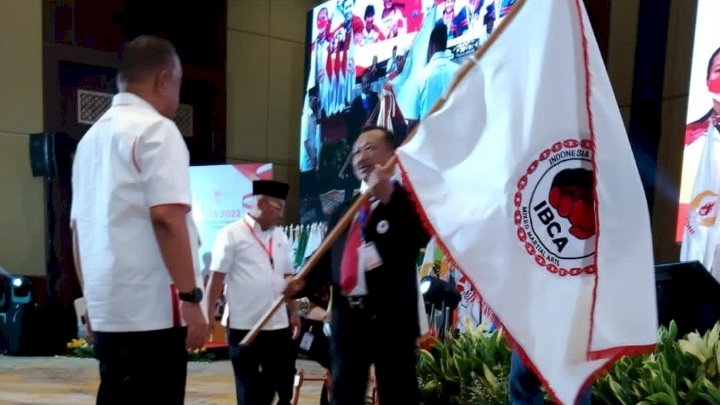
left=299, top=87, right=324, bottom=221
left=70, top=35, right=207, bottom=405
left=205, top=180, right=301, bottom=405
left=405, top=22, right=461, bottom=128
left=386, top=45, right=399, bottom=78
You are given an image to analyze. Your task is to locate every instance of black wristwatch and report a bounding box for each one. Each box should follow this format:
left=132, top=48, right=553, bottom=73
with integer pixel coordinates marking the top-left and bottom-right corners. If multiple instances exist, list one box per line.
left=178, top=287, right=203, bottom=303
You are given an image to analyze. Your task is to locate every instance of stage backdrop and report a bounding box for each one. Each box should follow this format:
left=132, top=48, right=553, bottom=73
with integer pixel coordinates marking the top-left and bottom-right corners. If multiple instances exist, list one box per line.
left=190, top=163, right=273, bottom=279
left=298, top=0, right=518, bottom=224
left=676, top=0, right=720, bottom=241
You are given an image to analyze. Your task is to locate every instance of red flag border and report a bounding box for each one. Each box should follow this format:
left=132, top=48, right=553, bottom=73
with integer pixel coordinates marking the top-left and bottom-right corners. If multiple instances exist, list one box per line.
left=395, top=0, right=657, bottom=403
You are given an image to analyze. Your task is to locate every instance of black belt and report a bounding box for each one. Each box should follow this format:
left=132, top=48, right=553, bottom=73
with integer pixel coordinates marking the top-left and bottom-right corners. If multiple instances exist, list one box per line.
left=338, top=296, right=377, bottom=320
left=345, top=295, right=368, bottom=310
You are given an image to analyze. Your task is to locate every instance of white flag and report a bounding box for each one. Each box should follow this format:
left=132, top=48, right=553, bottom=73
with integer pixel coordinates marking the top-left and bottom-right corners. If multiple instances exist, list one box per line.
left=303, top=223, right=319, bottom=261
left=395, top=0, right=657, bottom=403
left=680, top=124, right=720, bottom=277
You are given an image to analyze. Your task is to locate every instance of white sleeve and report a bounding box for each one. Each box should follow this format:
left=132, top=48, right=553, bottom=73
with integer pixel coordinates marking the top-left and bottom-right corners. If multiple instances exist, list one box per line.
left=210, top=228, right=235, bottom=274
left=302, top=114, right=316, bottom=157
left=70, top=152, right=80, bottom=222
left=135, top=120, right=191, bottom=208
left=416, top=271, right=429, bottom=336
left=300, top=113, right=309, bottom=144
left=399, top=80, right=421, bottom=121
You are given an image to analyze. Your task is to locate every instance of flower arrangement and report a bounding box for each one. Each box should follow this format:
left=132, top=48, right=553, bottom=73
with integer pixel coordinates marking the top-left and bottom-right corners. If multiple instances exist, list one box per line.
left=66, top=338, right=94, bottom=358
left=65, top=338, right=216, bottom=362
left=187, top=347, right=215, bottom=363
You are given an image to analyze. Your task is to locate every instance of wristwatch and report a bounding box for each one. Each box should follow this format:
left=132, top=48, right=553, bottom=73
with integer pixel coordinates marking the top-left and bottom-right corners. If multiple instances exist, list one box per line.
left=178, top=287, right=203, bottom=303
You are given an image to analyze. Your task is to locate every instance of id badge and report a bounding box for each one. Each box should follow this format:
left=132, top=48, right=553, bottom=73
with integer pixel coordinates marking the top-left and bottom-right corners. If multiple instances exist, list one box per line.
left=360, top=242, right=383, bottom=271
left=299, top=332, right=314, bottom=351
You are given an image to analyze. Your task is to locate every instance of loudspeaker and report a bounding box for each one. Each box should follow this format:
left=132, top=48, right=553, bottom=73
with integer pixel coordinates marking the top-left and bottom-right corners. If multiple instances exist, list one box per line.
left=0, top=275, right=8, bottom=313
left=28, top=132, right=55, bottom=178
left=1, top=303, right=40, bottom=356
left=655, top=261, right=720, bottom=337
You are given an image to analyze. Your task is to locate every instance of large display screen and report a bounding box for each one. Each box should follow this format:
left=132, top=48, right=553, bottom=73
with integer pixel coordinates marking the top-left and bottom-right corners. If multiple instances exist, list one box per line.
left=298, top=0, right=517, bottom=223
left=677, top=0, right=720, bottom=241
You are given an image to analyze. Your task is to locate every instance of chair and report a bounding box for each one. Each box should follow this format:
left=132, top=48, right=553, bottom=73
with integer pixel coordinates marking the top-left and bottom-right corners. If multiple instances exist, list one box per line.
left=291, top=368, right=379, bottom=405
left=292, top=368, right=330, bottom=405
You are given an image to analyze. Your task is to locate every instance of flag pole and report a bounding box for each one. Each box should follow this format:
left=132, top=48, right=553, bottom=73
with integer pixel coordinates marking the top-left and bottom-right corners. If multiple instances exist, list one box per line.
left=240, top=0, right=527, bottom=347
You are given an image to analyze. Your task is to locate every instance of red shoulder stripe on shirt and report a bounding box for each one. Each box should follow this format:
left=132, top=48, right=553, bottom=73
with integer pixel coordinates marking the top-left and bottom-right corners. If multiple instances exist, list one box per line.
left=170, top=284, right=181, bottom=327
left=131, top=137, right=142, bottom=173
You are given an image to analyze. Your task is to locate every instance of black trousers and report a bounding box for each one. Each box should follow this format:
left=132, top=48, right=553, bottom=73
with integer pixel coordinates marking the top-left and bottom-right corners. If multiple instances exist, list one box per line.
left=300, top=170, right=324, bottom=221
left=228, top=327, right=295, bottom=405
left=93, top=327, right=188, bottom=405
left=329, top=308, right=419, bottom=405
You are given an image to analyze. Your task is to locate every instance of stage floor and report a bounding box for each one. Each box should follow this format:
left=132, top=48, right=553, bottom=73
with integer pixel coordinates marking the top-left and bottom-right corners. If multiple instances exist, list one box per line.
left=0, top=355, right=326, bottom=404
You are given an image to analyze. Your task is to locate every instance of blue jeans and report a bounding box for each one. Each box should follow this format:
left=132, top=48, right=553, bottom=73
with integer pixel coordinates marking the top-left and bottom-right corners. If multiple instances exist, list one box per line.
left=509, top=351, right=592, bottom=405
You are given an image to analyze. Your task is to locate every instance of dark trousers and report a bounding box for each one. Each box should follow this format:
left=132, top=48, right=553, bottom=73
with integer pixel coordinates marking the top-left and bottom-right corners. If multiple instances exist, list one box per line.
left=228, top=327, right=295, bottom=405
left=509, top=351, right=592, bottom=405
left=300, top=170, right=324, bottom=221
left=330, top=308, right=419, bottom=405
left=342, top=175, right=360, bottom=203
left=93, top=327, right=188, bottom=405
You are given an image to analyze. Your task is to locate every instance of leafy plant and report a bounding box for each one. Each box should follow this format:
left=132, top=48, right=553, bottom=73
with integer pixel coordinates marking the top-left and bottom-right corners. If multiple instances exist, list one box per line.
left=66, top=338, right=94, bottom=358
left=418, top=321, right=720, bottom=405
left=417, top=322, right=511, bottom=405
left=593, top=321, right=720, bottom=404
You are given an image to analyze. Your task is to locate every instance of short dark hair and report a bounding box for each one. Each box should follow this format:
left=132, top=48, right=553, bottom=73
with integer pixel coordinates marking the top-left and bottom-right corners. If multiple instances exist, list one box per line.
left=360, top=125, right=398, bottom=149
left=119, top=35, right=177, bottom=83
left=308, top=86, right=319, bottom=98
left=365, top=5, right=375, bottom=18
left=429, top=22, right=448, bottom=52
left=708, top=46, right=720, bottom=80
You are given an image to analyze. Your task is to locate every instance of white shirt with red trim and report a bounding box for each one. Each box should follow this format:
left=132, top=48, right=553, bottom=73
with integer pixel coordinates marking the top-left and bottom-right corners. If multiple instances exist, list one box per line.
left=71, top=92, right=201, bottom=332
left=210, top=214, right=294, bottom=331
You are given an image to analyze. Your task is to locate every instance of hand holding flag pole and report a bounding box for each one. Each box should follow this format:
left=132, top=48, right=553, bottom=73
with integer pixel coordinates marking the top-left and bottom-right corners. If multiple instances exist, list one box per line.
left=240, top=192, right=371, bottom=346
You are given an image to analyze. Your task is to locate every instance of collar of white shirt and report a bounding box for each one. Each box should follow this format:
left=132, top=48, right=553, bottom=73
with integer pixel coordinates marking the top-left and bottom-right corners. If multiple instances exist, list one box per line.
left=112, top=92, right=159, bottom=113
left=244, top=213, right=274, bottom=237
left=429, top=50, right=454, bottom=63
left=358, top=168, right=402, bottom=203
left=303, top=105, right=317, bottom=122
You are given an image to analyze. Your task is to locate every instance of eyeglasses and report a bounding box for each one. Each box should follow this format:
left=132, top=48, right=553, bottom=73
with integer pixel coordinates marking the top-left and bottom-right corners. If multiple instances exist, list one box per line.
left=352, top=143, right=379, bottom=157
